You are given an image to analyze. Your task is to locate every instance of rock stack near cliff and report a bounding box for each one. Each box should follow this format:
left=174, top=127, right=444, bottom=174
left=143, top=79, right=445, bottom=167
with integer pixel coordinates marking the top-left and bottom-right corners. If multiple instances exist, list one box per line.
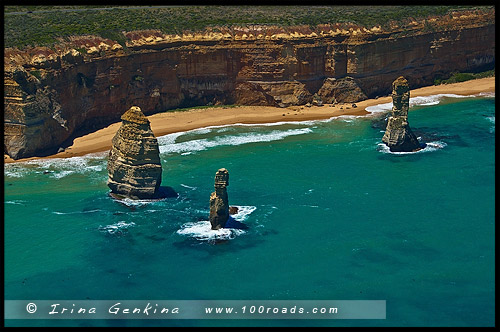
left=382, top=77, right=423, bottom=152
left=209, top=168, right=230, bottom=230
left=107, top=106, right=162, bottom=199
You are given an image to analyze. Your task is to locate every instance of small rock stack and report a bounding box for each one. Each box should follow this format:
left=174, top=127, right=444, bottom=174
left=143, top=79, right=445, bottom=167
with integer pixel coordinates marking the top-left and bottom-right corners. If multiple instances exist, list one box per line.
left=209, top=168, right=230, bottom=230
left=382, top=76, right=422, bottom=152
left=107, top=106, right=162, bottom=199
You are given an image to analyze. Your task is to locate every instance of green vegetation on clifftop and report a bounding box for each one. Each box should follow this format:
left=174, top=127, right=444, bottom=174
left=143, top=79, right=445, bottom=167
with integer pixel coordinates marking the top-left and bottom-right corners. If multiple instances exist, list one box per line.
left=4, top=5, right=490, bottom=49
left=434, top=69, right=495, bottom=85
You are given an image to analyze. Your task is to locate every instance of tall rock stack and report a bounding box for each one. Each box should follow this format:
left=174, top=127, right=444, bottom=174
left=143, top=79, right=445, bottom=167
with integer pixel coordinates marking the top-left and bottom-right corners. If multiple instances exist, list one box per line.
left=209, top=168, right=230, bottom=230
left=382, top=76, right=422, bottom=152
left=107, top=106, right=162, bottom=199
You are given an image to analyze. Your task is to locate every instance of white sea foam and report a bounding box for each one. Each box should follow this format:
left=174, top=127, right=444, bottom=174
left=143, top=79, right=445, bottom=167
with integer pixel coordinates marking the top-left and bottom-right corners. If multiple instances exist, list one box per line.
left=180, top=184, right=198, bottom=190
left=5, top=200, right=27, bottom=205
left=177, top=220, right=246, bottom=241
left=377, top=141, right=447, bottom=155
left=113, top=197, right=160, bottom=207
left=478, top=91, right=495, bottom=98
left=231, top=205, right=257, bottom=222
left=176, top=205, right=256, bottom=242
left=51, top=170, right=75, bottom=179
left=4, top=166, right=28, bottom=178
left=365, top=101, right=393, bottom=114
left=98, top=221, right=136, bottom=235
left=158, top=128, right=312, bottom=155
left=365, top=93, right=477, bottom=114
left=154, top=114, right=373, bottom=157
left=52, top=209, right=101, bottom=215
left=4, top=152, right=107, bottom=179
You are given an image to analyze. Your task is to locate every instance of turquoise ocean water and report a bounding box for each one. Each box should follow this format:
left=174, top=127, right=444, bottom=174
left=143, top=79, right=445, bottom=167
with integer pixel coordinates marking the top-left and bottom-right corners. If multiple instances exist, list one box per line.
left=4, top=93, right=495, bottom=327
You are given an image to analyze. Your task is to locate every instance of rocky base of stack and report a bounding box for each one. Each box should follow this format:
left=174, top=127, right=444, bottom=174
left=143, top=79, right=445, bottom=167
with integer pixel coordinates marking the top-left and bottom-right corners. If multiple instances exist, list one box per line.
left=382, top=117, right=423, bottom=152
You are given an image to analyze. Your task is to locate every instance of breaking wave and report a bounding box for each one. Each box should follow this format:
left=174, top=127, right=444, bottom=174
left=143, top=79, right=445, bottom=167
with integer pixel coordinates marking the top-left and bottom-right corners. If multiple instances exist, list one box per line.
left=478, top=92, right=495, bottom=98
left=377, top=141, right=447, bottom=155
left=158, top=128, right=312, bottom=155
left=365, top=93, right=477, bottom=114
left=4, top=152, right=108, bottom=179
left=176, top=205, right=256, bottom=242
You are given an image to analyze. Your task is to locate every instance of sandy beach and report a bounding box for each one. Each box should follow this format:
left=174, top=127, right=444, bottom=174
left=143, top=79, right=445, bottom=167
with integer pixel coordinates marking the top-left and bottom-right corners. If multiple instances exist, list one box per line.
left=4, top=76, right=495, bottom=163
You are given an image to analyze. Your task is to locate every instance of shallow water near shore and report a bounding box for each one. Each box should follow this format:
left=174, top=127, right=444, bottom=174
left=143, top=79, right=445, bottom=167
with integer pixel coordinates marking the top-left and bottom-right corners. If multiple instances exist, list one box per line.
left=4, top=95, right=495, bottom=327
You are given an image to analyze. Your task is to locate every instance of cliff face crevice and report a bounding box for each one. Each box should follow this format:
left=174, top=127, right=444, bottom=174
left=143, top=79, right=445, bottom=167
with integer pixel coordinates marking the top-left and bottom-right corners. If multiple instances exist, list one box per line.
left=4, top=11, right=495, bottom=159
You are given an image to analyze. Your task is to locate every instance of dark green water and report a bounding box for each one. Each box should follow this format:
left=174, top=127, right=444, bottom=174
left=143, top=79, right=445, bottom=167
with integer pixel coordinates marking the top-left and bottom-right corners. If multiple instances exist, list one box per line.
left=4, top=95, right=495, bottom=327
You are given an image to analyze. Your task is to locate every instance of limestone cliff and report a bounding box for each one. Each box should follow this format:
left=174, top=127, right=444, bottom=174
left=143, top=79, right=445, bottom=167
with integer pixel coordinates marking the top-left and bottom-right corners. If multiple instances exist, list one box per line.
left=107, top=106, right=162, bottom=199
left=382, top=77, right=422, bottom=152
left=317, top=76, right=367, bottom=104
left=4, top=8, right=495, bottom=158
left=209, top=168, right=230, bottom=230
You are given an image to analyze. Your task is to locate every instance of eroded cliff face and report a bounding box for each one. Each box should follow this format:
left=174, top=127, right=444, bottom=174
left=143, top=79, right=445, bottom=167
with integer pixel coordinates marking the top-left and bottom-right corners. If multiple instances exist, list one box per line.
left=4, top=8, right=495, bottom=159
left=107, top=106, right=162, bottom=199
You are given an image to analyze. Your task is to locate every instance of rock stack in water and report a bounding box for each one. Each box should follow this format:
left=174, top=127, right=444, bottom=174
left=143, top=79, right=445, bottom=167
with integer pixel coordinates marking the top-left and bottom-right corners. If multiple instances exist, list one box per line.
left=209, top=168, right=230, bottom=230
left=107, top=106, right=162, bottom=199
left=382, top=76, right=423, bottom=152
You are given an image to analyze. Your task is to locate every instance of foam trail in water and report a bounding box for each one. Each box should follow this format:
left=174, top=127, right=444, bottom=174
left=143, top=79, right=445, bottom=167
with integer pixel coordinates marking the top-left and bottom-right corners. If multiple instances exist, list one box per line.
left=113, top=197, right=162, bottom=207
left=98, top=221, right=136, bottom=235
left=52, top=209, right=102, bottom=215
left=180, top=184, right=198, bottom=190
left=5, top=200, right=28, bottom=205
left=487, top=116, right=495, bottom=133
left=176, top=205, right=256, bottom=242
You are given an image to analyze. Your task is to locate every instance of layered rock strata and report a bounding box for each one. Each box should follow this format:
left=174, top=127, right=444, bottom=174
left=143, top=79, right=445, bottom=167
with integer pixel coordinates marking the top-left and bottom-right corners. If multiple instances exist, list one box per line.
left=209, top=168, right=230, bottom=230
left=4, top=8, right=495, bottom=158
left=107, top=106, right=162, bottom=199
left=317, top=77, right=367, bottom=104
left=382, top=77, right=423, bottom=152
